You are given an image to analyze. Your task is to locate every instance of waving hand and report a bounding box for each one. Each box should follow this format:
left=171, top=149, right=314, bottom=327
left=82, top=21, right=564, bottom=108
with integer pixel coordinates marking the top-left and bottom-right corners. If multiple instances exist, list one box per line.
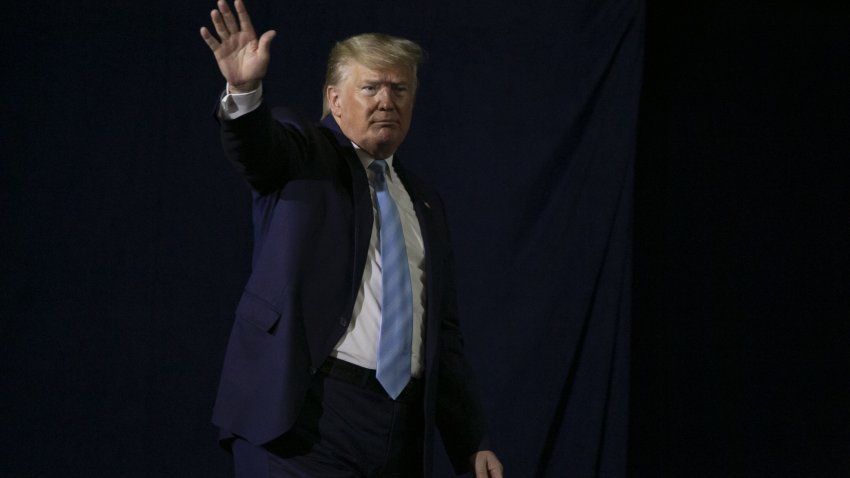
left=200, top=0, right=276, bottom=93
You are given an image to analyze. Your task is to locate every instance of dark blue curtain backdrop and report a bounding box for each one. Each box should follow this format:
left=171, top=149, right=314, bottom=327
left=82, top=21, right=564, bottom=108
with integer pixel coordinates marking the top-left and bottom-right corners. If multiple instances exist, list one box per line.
left=2, top=0, right=641, bottom=476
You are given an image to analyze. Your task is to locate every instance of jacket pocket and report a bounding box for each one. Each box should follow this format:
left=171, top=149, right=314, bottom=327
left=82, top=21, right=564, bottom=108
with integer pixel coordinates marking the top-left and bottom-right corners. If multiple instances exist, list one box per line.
left=234, top=291, right=282, bottom=333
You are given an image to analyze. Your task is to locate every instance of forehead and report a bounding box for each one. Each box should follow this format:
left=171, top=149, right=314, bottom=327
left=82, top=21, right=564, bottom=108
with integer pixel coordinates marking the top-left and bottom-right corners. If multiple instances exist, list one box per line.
left=345, top=61, right=414, bottom=83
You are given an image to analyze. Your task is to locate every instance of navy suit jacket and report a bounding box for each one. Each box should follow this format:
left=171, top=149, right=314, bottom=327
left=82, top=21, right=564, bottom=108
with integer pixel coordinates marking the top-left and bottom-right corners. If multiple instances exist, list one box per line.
left=211, top=103, right=488, bottom=473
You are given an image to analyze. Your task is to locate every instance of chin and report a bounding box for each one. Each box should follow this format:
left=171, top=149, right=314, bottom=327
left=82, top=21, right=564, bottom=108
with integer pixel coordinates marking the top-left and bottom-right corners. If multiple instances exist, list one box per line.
left=369, top=137, right=402, bottom=154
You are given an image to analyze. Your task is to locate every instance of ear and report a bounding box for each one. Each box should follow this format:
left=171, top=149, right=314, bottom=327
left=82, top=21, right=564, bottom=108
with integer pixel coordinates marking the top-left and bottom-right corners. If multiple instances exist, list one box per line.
left=326, top=85, right=342, bottom=117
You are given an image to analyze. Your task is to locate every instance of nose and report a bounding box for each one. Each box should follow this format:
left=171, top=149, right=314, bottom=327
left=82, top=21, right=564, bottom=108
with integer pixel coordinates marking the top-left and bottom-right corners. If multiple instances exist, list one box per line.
left=376, top=86, right=394, bottom=110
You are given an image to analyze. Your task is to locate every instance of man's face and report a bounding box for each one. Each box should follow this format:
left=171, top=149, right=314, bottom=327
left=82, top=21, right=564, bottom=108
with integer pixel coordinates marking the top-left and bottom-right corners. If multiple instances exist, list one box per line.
left=327, top=61, right=415, bottom=159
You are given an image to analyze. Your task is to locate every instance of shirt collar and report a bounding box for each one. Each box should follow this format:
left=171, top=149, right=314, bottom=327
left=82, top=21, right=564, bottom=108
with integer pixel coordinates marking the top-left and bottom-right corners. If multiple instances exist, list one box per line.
left=352, top=142, right=395, bottom=177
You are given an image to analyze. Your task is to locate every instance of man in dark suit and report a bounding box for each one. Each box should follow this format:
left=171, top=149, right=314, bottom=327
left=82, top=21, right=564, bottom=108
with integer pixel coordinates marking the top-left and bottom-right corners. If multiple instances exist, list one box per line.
left=200, top=1, right=503, bottom=476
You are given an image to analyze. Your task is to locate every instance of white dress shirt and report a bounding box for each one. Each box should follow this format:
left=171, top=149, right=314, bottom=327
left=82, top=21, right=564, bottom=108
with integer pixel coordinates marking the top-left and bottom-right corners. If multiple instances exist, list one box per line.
left=219, top=83, right=426, bottom=377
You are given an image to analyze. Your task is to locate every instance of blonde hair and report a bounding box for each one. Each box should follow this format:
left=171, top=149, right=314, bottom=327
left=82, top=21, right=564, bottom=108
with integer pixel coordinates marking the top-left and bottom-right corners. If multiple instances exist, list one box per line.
left=322, top=33, right=425, bottom=118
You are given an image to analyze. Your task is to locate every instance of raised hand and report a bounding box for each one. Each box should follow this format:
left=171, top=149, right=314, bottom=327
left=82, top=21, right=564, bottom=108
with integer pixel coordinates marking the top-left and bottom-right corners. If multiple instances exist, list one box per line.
left=200, top=0, right=276, bottom=93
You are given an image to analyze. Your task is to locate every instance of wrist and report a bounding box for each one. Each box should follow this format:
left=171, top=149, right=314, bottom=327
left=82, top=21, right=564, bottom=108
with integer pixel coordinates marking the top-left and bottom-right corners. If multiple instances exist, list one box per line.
left=228, top=81, right=261, bottom=94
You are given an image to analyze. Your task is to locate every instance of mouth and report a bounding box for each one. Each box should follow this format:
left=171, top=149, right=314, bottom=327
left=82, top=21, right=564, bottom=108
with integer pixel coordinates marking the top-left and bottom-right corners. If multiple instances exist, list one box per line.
left=370, top=118, right=399, bottom=126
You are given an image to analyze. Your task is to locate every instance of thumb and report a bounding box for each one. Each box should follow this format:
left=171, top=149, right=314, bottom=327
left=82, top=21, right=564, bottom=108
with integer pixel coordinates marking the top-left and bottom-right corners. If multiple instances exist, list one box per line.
left=257, top=30, right=277, bottom=54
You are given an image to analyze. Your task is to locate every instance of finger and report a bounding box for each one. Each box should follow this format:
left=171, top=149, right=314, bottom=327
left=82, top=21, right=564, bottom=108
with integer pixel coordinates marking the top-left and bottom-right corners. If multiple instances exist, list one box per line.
left=211, top=9, right=230, bottom=39
left=218, top=0, right=240, bottom=36
left=257, top=30, right=277, bottom=55
left=234, top=0, right=257, bottom=37
left=474, top=454, right=503, bottom=478
left=488, top=457, right=504, bottom=478
left=199, top=26, right=221, bottom=51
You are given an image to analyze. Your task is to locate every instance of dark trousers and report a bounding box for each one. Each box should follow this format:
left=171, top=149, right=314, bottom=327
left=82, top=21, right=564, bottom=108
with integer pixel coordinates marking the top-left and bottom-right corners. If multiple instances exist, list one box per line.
left=232, top=359, right=425, bottom=478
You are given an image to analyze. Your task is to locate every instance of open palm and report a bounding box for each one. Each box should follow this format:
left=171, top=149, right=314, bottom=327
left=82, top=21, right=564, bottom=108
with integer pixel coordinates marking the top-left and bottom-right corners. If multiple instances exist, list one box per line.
left=200, top=0, right=276, bottom=92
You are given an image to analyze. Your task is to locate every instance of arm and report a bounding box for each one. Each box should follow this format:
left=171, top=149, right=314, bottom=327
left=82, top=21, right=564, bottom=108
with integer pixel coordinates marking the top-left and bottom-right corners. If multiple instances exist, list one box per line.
left=218, top=103, right=308, bottom=194
left=434, top=209, right=503, bottom=477
left=200, top=1, right=310, bottom=193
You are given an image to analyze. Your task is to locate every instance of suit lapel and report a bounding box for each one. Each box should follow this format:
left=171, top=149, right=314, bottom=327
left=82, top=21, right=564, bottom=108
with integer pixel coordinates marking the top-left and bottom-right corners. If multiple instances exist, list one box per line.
left=320, top=115, right=374, bottom=311
left=394, top=160, right=443, bottom=370
left=393, top=159, right=433, bottom=264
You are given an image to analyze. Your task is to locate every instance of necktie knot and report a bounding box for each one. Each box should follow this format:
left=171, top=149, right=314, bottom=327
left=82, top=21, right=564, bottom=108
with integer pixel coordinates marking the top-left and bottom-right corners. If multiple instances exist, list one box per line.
left=369, top=160, right=389, bottom=191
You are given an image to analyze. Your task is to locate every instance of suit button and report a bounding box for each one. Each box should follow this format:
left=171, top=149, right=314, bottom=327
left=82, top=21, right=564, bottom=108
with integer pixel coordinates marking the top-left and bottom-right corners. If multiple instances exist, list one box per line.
left=339, top=316, right=349, bottom=327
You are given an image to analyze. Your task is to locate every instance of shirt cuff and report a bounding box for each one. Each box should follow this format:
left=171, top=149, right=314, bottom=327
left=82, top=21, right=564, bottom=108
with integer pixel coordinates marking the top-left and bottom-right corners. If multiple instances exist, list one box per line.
left=219, top=83, right=263, bottom=120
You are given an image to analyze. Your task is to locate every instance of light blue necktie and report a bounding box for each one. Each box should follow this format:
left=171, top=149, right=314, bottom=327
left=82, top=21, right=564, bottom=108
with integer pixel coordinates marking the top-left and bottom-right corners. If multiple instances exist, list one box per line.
left=369, top=160, right=413, bottom=399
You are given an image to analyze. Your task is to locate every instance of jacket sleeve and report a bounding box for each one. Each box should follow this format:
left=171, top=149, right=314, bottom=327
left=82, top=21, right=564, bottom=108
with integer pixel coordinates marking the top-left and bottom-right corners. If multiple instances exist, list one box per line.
left=218, top=103, right=314, bottom=195
left=433, top=207, right=492, bottom=473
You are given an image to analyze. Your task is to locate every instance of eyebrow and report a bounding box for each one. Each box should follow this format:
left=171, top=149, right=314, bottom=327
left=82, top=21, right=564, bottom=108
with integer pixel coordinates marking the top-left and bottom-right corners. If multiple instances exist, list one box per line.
left=361, top=79, right=409, bottom=86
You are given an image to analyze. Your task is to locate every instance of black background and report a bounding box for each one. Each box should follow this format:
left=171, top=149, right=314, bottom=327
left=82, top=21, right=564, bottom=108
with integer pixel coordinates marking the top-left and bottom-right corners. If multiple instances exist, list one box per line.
left=632, top=1, right=850, bottom=476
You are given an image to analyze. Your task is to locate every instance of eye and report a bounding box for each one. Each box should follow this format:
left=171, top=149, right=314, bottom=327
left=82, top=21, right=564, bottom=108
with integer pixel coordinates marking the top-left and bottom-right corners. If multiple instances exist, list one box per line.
left=362, top=85, right=377, bottom=95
